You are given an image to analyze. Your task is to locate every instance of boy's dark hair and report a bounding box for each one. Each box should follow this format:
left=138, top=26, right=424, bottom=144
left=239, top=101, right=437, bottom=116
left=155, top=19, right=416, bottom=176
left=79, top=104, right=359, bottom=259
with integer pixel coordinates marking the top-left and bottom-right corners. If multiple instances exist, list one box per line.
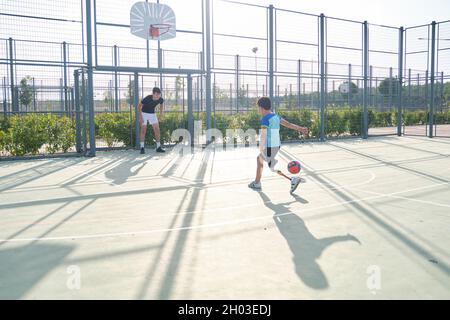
left=257, top=97, right=271, bottom=110
left=152, top=87, right=161, bottom=94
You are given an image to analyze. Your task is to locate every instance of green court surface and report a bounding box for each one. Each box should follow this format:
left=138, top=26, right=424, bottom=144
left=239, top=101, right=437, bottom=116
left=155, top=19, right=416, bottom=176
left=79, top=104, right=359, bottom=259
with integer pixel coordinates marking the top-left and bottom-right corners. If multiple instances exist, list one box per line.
left=0, top=136, right=449, bottom=299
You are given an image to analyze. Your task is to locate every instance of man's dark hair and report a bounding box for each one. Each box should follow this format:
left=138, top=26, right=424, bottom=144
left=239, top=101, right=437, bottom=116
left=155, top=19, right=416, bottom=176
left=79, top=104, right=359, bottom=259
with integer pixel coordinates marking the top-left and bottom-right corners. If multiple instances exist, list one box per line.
left=152, top=87, right=161, bottom=94
left=257, top=97, right=271, bottom=110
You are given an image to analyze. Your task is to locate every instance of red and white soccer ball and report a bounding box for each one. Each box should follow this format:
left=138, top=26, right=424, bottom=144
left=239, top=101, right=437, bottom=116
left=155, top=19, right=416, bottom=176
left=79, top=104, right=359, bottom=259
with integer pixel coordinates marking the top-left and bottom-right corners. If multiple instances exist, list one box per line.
left=287, top=160, right=301, bottom=174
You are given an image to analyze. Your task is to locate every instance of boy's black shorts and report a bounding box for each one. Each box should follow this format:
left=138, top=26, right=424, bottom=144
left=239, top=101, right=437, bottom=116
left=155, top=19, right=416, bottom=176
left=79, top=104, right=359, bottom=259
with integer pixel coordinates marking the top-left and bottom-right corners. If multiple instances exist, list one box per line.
left=259, top=146, right=280, bottom=169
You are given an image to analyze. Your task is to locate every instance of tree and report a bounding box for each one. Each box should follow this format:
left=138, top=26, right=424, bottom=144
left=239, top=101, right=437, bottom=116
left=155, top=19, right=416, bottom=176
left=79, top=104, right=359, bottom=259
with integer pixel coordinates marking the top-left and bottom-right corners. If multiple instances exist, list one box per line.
left=175, top=75, right=183, bottom=105
left=443, top=82, right=450, bottom=107
left=103, top=89, right=113, bottom=110
left=213, top=84, right=229, bottom=102
left=103, top=90, right=112, bottom=103
left=338, top=81, right=358, bottom=97
left=238, top=84, right=248, bottom=108
left=19, top=76, right=33, bottom=110
left=378, top=77, right=399, bottom=96
left=125, top=80, right=136, bottom=105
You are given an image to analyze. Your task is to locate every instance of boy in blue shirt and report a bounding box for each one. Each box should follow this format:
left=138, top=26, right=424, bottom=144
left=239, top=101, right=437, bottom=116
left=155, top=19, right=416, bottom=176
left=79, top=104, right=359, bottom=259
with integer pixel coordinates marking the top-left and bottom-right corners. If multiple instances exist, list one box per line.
left=248, top=97, right=309, bottom=194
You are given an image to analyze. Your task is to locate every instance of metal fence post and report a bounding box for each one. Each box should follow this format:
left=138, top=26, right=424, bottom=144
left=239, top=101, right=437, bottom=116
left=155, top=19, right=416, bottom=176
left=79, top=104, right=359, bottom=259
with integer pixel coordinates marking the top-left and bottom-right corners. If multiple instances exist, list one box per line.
left=81, top=70, right=87, bottom=152
left=63, top=41, right=69, bottom=113
left=332, top=80, right=335, bottom=105
left=200, top=54, right=204, bottom=113
left=289, top=84, right=292, bottom=109
left=235, top=54, right=239, bottom=113
left=60, top=78, right=64, bottom=111
left=9, top=38, right=17, bottom=113
left=415, top=73, right=419, bottom=109
left=429, top=21, right=436, bottom=138
left=187, top=74, right=194, bottom=146
left=14, top=87, right=19, bottom=112
left=277, top=84, right=280, bottom=109
left=229, top=83, right=232, bottom=113
left=109, top=80, right=113, bottom=111
left=397, top=26, right=404, bottom=136
left=389, top=67, right=393, bottom=109
left=363, top=21, right=369, bottom=139
left=246, top=84, right=249, bottom=110
left=212, top=75, right=216, bottom=128
left=204, top=0, right=212, bottom=142
left=195, top=78, right=200, bottom=116
left=2, top=76, right=6, bottom=117
left=268, top=5, right=274, bottom=102
left=440, top=71, right=444, bottom=111
left=319, top=13, right=326, bottom=141
left=158, top=48, right=163, bottom=89
left=425, top=70, right=428, bottom=111
left=128, top=74, right=133, bottom=147
left=369, top=66, right=373, bottom=107
left=114, top=45, right=119, bottom=112
left=297, top=59, right=301, bottom=108
left=86, top=0, right=96, bottom=156
left=375, top=77, right=379, bottom=109
left=74, top=70, right=82, bottom=153
left=408, top=68, right=411, bottom=108
left=134, top=72, right=140, bottom=148
left=348, top=64, right=352, bottom=106
left=32, top=77, right=37, bottom=111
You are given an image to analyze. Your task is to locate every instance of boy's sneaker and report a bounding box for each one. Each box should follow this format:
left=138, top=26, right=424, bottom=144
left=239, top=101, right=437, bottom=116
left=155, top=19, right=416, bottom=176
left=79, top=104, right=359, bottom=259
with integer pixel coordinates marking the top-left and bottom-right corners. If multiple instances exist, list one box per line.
left=156, top=146, right=166, bottom=153
left=248, top=181, right=262, bottom=191
left=140, top=147, right=145, bottom=154
left=290, top=176, right=301, bottom=194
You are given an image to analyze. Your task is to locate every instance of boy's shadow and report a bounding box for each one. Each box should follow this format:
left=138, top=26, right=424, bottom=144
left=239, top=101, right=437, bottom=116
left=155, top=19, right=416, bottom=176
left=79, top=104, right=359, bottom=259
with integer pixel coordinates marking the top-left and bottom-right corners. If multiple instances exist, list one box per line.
left=258, top=191, right=360, bottom=289
left=104, top=156, right=149, bottom=185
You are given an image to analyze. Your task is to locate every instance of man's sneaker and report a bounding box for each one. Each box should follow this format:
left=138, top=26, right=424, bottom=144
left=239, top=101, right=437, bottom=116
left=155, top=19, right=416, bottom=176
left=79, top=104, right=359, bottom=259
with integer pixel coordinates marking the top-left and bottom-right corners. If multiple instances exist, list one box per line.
left=248, top=181, right=262, bottom=191
left=140, top=147, right=145, bottom=154
left=290, top=176, right=301, bottom=194
left=156, top=146, right=166, bottom=153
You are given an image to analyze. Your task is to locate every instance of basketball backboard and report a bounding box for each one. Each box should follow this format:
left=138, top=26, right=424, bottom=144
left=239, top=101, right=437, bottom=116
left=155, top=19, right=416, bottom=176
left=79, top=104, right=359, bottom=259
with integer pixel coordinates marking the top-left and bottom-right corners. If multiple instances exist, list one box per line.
left=130, top=2, right=176, bottom=41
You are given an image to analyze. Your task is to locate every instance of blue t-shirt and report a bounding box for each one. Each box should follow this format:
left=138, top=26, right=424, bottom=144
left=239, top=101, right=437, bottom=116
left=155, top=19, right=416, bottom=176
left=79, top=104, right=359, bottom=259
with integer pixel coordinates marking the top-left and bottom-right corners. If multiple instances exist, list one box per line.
left=261, top=113, right=281, bottom=148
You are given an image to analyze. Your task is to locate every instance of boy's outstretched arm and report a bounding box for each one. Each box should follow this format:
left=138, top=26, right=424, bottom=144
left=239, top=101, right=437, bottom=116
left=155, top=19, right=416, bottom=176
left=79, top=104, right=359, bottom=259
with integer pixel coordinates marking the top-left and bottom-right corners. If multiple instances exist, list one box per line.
left=280, top=118, right=309, bottom=135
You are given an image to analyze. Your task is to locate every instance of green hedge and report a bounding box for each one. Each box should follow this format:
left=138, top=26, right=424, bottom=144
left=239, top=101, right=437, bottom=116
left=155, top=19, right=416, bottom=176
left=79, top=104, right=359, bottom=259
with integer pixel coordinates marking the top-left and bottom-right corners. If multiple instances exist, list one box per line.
left=2, top=109, right=450, bottom=156
left=0, top=114, right=75, bottom=156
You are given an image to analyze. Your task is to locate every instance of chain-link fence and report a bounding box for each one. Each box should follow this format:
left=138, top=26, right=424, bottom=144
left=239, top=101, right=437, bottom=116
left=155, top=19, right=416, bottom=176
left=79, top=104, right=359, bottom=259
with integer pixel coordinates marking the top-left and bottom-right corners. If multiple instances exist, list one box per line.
left=1, top=0, right=449, bottom=157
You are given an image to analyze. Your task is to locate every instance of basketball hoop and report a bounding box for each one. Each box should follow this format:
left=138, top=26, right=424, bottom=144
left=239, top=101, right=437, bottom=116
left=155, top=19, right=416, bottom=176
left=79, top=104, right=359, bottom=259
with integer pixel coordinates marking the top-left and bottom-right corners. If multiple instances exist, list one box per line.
left=130, top=2, right=176, bottom=41
left=149, top=24, right=171, bottom=39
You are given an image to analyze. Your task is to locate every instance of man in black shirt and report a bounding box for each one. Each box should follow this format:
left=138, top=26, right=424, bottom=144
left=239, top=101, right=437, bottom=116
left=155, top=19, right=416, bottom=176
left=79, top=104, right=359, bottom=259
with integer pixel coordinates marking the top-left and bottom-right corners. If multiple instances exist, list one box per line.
left=138, top=87, right=165, bottom=153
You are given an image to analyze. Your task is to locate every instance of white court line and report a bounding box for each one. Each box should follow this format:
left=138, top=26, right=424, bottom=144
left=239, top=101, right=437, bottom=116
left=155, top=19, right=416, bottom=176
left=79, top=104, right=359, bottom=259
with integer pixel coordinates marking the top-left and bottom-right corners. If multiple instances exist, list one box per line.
left=346, top=187, right=450, bottom=211
left=0, top=179, right=448, bottom=243
left=0, top=168, right=376, bottom=222
left=283, top=144, right=450, bottom=210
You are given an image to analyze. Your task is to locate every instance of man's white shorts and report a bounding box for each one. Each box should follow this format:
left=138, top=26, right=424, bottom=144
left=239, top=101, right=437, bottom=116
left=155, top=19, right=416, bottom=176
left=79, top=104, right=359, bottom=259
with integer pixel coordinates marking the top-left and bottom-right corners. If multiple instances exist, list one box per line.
left=142, top=112, right=158, bottom=125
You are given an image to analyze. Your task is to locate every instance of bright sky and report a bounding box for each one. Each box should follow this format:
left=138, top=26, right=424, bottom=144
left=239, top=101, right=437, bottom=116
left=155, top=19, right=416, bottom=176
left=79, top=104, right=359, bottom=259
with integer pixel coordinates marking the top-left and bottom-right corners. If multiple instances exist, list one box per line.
left=241, top=0, right=450, bottom=27
left=1, top=0, right=449, bottom=93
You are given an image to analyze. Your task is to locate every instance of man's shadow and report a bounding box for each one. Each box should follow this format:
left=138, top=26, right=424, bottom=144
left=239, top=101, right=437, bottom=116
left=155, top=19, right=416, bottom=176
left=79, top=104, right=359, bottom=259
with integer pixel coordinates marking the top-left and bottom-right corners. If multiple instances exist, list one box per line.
left=104, top=157, right=148, bottom=185
left=258, top=191, right=360, bottom=289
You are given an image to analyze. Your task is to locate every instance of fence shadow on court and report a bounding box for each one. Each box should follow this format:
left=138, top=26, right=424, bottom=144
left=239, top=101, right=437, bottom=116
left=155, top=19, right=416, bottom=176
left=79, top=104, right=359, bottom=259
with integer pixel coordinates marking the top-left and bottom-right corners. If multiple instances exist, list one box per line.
left=282, top=147, right=450, bottom=279
left=258, top=191, right=360, bottom=289
left=0, top=243, right=75, bottom=299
